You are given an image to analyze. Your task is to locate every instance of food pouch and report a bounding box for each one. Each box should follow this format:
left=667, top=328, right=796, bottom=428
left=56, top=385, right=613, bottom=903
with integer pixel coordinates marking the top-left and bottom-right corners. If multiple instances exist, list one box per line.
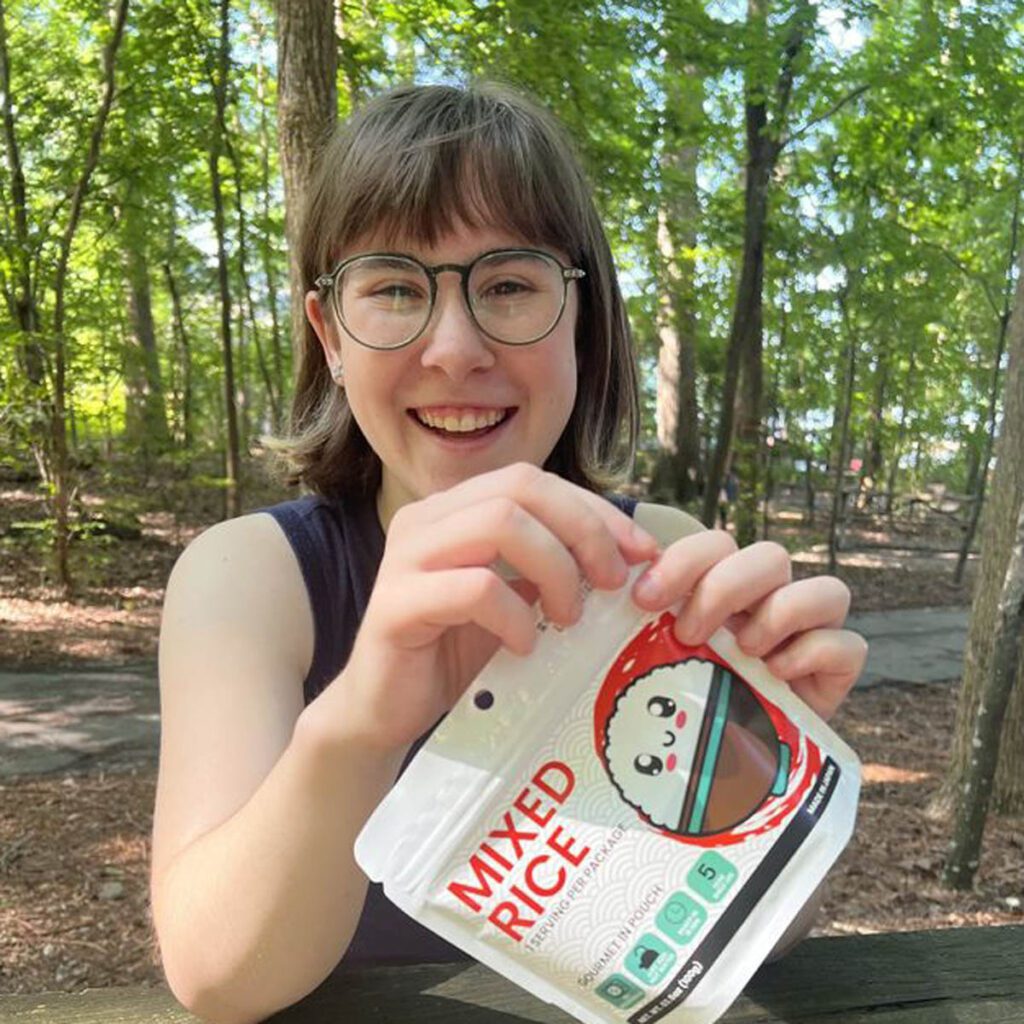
left=355, top=568, right=861, bottom=1024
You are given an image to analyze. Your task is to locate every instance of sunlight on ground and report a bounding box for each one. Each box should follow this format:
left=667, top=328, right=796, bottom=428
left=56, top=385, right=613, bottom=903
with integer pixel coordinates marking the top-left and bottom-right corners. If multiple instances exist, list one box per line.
left=791, top=548, right=970, bottom=570
left=861, top=763, right=933, bottom=785
left=0, top=489, right=41, bottom=506
left=86, top=835, right=149, bottom=866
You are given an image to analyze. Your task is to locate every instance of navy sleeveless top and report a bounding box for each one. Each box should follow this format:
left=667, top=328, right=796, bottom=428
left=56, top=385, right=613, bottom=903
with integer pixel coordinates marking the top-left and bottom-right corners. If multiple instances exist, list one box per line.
left=262, top=491, right=638, bottom=966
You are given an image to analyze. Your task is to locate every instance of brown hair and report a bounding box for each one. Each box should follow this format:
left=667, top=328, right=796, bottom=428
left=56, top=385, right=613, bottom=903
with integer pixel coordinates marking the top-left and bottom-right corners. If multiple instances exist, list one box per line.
left=271, top=81, right=639, bottom=501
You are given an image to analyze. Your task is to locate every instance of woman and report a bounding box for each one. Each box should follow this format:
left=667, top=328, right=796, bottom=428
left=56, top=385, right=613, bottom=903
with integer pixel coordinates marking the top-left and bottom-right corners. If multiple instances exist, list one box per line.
left=150, top=82, right=866, bottom=1024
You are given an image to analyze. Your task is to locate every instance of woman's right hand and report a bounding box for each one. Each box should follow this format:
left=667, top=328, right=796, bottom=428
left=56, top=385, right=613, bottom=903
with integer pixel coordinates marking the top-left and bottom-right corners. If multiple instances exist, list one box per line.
left=315, top=462, right=659, bottom=753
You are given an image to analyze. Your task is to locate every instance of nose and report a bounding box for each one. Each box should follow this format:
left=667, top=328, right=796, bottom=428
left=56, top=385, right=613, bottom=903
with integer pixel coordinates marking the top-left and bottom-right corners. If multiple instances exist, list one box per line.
left=418, top=275, right=496, bottom=379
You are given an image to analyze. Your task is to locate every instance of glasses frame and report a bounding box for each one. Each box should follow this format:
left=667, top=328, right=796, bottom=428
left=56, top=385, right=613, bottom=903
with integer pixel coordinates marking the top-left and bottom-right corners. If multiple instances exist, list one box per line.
left=314, top=247, right=586, bottom=350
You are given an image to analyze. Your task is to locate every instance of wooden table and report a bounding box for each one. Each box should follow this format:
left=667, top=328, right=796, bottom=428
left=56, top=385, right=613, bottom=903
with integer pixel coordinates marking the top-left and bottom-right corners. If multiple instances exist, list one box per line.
left=1, top=926, right=1020, bottom=1023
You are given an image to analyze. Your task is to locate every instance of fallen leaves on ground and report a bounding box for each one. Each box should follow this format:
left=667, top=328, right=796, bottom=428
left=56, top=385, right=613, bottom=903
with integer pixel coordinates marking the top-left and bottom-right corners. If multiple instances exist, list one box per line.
left=1, top=682, right=1020, bottom=995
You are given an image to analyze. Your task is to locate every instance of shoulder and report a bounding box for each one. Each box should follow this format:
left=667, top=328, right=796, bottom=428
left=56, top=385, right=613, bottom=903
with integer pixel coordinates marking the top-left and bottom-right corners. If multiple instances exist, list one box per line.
left=162, top=511, right=314, bottom=685
left=632, top=500, right=706, bottom=549
left=153, top=513, right=314, bottom=882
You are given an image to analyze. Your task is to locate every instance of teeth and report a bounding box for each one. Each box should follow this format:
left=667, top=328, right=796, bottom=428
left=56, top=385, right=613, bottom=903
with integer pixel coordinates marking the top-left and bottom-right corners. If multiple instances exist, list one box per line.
left=417, top=409, right=507, bottom=432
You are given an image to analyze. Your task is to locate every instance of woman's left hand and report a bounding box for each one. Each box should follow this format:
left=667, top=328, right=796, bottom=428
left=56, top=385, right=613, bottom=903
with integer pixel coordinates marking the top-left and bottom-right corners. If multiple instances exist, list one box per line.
left=631, top=533, right=867, bottom=720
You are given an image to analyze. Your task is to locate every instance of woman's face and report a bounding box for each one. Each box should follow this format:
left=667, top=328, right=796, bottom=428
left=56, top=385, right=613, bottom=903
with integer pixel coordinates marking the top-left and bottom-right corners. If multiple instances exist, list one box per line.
left=306, top=222, right=580, bottom=526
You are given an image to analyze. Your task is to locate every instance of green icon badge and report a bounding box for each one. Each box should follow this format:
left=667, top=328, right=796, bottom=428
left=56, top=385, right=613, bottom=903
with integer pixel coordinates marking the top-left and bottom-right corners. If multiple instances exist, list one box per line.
left=656, top=890, right=707, bottom=944
left=626, top=933, right=677, bottom=986
left=688, top=851, right=738, bottom=903
left=595, top=973, right=645, bottom=1009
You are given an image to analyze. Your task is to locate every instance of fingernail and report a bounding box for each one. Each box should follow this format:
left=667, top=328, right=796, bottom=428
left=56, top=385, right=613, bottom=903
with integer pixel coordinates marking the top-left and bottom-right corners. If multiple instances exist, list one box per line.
left=633, top=569, right=662, bottom=604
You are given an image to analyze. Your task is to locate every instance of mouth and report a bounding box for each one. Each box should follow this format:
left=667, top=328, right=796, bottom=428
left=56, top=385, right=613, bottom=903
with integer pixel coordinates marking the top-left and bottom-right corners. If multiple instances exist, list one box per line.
left=409, top=406, right=518, bottom=441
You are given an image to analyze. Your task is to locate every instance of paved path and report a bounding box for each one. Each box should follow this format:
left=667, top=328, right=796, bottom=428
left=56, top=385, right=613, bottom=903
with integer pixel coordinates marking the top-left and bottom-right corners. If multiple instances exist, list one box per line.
left=0, top=607, right=970, bottom=779
left=0, top=663, right=160, bottom=778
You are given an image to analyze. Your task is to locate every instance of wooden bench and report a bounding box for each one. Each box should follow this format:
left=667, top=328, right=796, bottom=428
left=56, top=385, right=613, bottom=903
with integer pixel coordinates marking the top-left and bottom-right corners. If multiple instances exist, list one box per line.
left=1, top=926, right=1020, bottom=1023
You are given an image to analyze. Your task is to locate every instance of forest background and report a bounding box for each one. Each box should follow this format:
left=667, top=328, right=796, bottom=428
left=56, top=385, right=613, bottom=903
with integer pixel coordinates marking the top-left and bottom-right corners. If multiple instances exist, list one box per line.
left=1, top=0, right=1023, bottom=997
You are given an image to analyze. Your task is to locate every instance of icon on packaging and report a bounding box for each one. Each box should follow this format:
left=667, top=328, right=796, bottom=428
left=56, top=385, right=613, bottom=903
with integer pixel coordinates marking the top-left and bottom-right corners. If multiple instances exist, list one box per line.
left=688, top=851, right=738, bottom=903
left=595, top=973, right=645, bottom=1009
left=625, top=933, right=677, bottom=986
left=656, top=890, right=707, bottom=944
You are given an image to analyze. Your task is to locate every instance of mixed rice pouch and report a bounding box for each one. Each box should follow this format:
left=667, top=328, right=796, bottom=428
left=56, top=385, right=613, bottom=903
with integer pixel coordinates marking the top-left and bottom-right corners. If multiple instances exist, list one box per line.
left=355, top=568, right=861, bottom=1024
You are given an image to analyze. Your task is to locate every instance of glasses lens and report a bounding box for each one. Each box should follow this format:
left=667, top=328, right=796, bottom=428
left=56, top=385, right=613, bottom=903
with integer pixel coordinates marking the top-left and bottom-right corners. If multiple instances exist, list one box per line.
left=337, top=256, right=431, bottom=348
left=469, top=251, right=565, bottom=344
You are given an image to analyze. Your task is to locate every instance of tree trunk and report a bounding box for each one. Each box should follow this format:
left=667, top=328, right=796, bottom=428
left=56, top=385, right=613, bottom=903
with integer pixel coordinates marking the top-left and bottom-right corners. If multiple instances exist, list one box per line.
left=226, top=126, right=282, bottom=432
left=163, top=262, right=194, bottom=452
left=803, top=432, right=815, bottom=526
left=702, top=107, right=769, bottom=529
left=734, top=306, right=764, bottom=545
left=255, top=25, right=286, bottom=428
left=211, top=0, right=241, bottom=518
left=276, top=0, right=338, bottom=363
left=762, top=292, right=787, bottom=539
left=943, top=245, right=1024, bottom=816
left=944, top=497, right=1024, bottom=889
left=827, top=283, right=857, bottom=576
left=956, top=155, right=1021, bottom=582
left=963, top=422, right=983, bottom=498
left=45, top=0, right=130, bottom=593
left=863, top=338, right=889, bottom=491
left=955, top=307, right=1011, bottom=583
left=651, top=63, right=702, bottom=507
left=701, top=0, right=811, bottom=530
left=123, top=182, right=169, bottom=464
left=886, top=345, right=914, bottom=521
left=0, top=0, right=44, bottom=385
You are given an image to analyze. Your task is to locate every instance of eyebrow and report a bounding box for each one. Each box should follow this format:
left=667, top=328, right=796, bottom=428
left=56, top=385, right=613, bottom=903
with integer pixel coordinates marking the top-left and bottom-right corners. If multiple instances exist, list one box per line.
left=474, top=250, right=539, bottom=267
left=356, top=255, right=421, bottom=270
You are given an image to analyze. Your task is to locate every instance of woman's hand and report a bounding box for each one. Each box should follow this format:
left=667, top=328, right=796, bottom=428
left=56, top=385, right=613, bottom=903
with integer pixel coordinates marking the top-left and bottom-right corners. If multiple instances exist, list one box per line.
left=332, top=463, right=659, bottom=752
left=631, top=533, right=867, bottom=720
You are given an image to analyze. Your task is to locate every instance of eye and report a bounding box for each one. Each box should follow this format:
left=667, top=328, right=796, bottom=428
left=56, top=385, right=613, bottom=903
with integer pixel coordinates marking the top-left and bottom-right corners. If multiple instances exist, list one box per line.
left=370, top=281, right=425, bottom=300
left=647, top=696, right=676, bottom=718
left=481, top=277, right=534, bottom=300
left=634, top=753, right=663, bottom=776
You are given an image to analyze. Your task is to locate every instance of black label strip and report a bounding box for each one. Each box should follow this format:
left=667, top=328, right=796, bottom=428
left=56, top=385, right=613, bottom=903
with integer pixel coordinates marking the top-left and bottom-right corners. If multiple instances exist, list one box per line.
left=626, top=756, right=841, bottom=1024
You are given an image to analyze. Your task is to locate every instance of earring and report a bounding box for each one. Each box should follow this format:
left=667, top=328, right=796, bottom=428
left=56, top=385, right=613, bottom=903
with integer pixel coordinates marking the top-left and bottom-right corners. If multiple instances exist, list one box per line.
left=330, top=364, right=345, bottom=384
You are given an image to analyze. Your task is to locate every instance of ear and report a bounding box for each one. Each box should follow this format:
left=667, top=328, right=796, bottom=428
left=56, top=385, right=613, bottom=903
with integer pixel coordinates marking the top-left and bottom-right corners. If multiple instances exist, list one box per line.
left=305, top=290, right=342, bottom=377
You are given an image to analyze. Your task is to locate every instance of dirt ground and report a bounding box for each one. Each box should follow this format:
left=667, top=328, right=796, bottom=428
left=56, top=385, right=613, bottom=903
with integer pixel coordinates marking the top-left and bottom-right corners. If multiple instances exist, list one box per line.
left=2, top=478, right=1020, bottom=995
left=0, top=483, right=979, bottom=670
left=2, top=683, right=1021, bottom=996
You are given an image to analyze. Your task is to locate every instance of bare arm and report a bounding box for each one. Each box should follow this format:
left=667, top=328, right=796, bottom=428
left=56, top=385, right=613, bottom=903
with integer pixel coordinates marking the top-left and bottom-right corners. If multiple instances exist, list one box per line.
left=152, top=468, right=656, bottom=1024
left=150, top=515, right=404, bottom=1024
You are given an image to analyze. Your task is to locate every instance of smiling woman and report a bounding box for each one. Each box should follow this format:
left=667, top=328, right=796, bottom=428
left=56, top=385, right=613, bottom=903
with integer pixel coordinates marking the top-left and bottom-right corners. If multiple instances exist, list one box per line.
left=149, top=82, right=867, bottom=1024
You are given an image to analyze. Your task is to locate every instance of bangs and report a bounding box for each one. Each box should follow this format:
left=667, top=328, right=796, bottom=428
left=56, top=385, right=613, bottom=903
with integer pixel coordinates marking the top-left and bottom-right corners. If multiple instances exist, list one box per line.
left=322, top=87, right=588, bottom=260
left=287, top=82, right=639, bottom=505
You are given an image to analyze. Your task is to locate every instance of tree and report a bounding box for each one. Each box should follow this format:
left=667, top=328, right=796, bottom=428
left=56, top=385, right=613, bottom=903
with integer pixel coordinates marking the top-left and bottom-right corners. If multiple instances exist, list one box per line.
left=0, top=0, right=130, bottom=591
left=944, top=245, right=1024, bottom=819
left=650, top=57, right=703, bottom=507
left=944, top=497, right=1024, bottom=888
left=275, top=0, right=338, bottom=362
left=701, top=0, right=816, bottom=536
left=209, top=0, right=242, bottom=518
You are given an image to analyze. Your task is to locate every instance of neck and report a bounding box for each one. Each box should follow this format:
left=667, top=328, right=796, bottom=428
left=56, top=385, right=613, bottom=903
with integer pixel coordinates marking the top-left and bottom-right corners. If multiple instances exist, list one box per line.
left=376, top=474, right=413, bottom=534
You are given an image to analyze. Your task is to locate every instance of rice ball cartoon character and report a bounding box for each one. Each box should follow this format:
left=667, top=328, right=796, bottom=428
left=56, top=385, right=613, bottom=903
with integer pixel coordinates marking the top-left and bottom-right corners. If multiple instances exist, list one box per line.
left=594, top=613, right=816, bottom=843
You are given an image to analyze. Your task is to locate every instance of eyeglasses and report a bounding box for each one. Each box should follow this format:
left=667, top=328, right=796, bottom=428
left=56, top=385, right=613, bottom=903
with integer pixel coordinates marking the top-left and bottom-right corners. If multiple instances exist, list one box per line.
left=314, top=248, right=586, bottom=350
